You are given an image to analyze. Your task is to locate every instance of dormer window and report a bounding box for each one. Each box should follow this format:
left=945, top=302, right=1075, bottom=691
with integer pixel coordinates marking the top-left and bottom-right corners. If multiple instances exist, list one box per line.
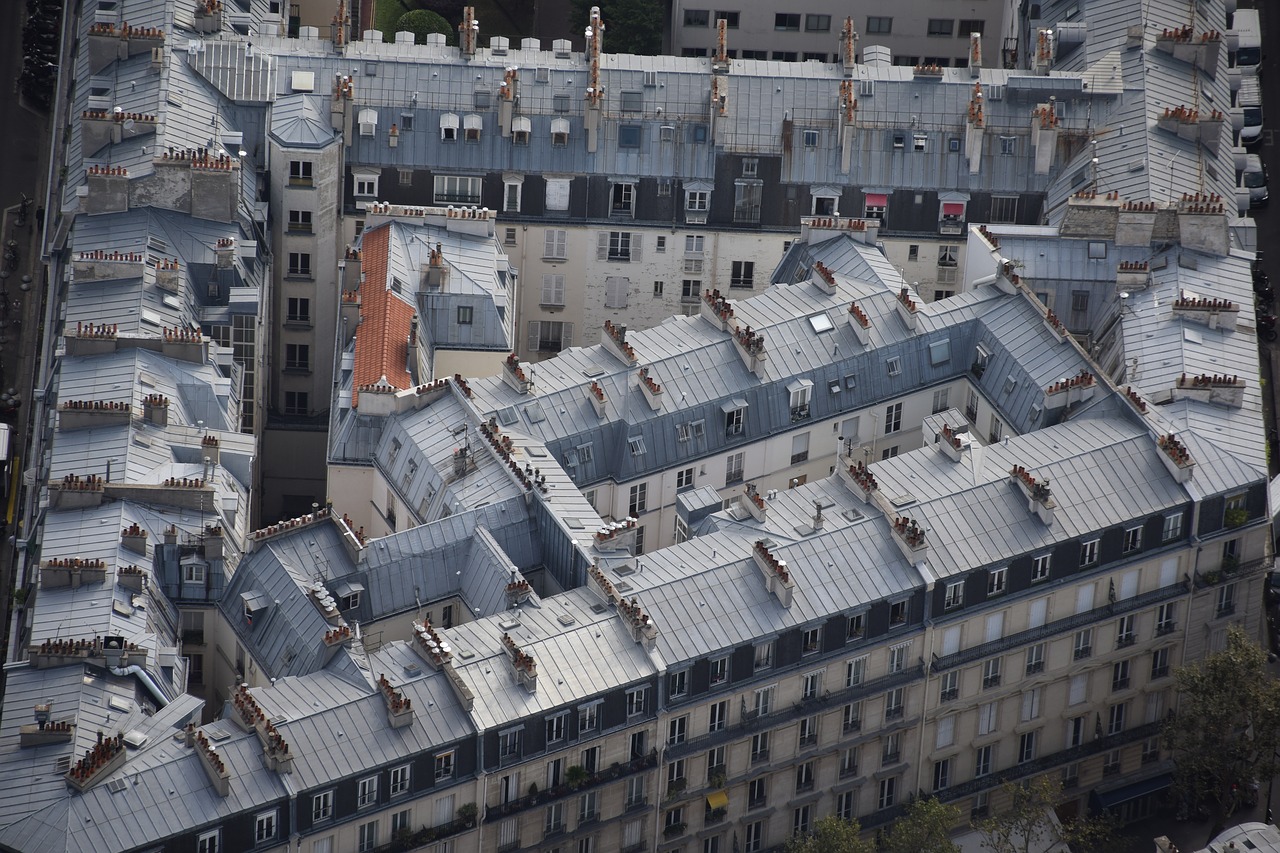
left=550, top=117, right=569, bottom=147
left=440, top=113, right=459, bottom=141
left=512, top=116, right=531, bottom=145
left=463, top=114, right=483, bottom=142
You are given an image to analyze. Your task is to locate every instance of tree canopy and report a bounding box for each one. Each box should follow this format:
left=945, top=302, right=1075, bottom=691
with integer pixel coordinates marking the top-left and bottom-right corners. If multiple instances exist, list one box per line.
left=568, top=0, right=663, bottom=55
left=977, top=777, right=1128, bottom=853
left=882, top=798, right=962, bottom=853
left=1162, top=625, right=1280, bottom=830
left=785, top=816, right=875, bottom=853
left=392, top=9, right=453, bottom=44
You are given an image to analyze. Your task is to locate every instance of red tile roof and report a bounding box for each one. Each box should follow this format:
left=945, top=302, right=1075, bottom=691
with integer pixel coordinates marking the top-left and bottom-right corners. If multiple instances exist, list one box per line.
left=352, top=225, right=415, bottom=407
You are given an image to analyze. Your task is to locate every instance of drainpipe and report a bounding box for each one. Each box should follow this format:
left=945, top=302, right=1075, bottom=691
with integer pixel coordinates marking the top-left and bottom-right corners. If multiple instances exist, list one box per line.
left=109, top=664, right=170, bottom=708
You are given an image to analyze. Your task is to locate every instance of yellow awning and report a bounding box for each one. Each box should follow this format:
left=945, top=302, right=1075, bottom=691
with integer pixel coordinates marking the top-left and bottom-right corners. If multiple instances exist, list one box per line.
left=706, top=790, right=729, bottom=810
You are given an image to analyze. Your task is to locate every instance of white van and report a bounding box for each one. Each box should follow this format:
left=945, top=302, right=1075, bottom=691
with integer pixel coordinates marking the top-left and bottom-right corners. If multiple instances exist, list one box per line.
left=1242, top=153, right=1269, bottom=209
left=1239, top=75, right=1264, bottom=147
left=1231, top=8, right=1262, bottom=75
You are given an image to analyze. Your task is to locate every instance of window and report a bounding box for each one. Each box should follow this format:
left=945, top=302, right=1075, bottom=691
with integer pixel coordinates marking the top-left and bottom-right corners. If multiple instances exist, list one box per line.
left=987, top=567, right=1007, bottom=596
left=884, top=687, right=904, bottom=719
left=878, top=776, right=897, bottom=809
left=686, top=190, right=709, bottom=215
left=805, top=13, right=831, bottom=31
left=1018, top=731, right=1037, bottom=763
left=611, top=183, right=635, bottom=216
left=545, top=712, right=567, bottom=744
left=628, top=483, right=647, bottom=515
left=668, top=715, right=688, bottom=746
left=801, top=671, right=823, bottom=703
left=627, top=686, right=649, bottom=716
left=289, top=160, right=313, bottom=185
left=933, top=758, right=951, bottom=791
left=546, top=177, right=570, bottom=210
left=540, top=229, right=568, bottom=260
left=287, top=252, right=311, bottom=276
left=198, top=830, right=221, bottom=853
left=1080, top=539, right=1099, bottom=566
left=499, top=728, right=523, bottom=761
left=802, top=129, right=820, bottom=148
left=710, top=657, right=728, bottom=685
left=618, top=124, right=642, bottom=148
left=358, top=821, right=378, bottom=852
left=456, top=306, right=473, bottom=325
left=751, top=731, right=770, bottom=762
left=1108, top=702, right=1127, bottom=735
left=464, top=115, right=482, bottom=142
left=1116, top=615, right=1136, bottom=648
left=540, top=275, right=566, bottom=307
left=844, top=696, right=865, bottom=732
left=606, top=231, right=633, bottom=262
left=286, top=297, right=311, bottom=324
left=313, top=790, right=334, bottom=822
left=974, top=744, right=992, bottom=777
left=726, top=452, right=745, bottom=486
left=889, top=600, right=908, bottom=625
left=530, top=320, right=572, bottom=352
left=734, top=181, right=762, bottom=223
left=725, top=405, right=746, bottom=436
left=545, top=802, right=565, bottom=836
left=1123, top=526, right=1142, bottom=553
left=1000, top=136, right=1017, bottom=155
left=1074, top=629, right=1093, bottom=661
left=504, top=180, right=522, bottom=211
left=867, top=15, right=891, bottom=33
left=888, top=643, right=908, bottom=673
left=936, top=714, right=955, bottom=749
left=1020, top=687, right=1042, bottom=722
left=705, top=699, right=728, bottom=733
left=255, top=811, right=278, bottom=844
left=801, top=627, right=822, bottom=655
left=354, top=175, right=377, bottom=197
left=684, top=8, right=709, bottom=25
left=1071, top=290, right=1090, bottom=313
left=357, top=775, right=378, bottom=808
left=775, top=12, right=800, bottom=29
left=285, top=343, right=310, bottom=372
left=940, top=670, right=959, bottom=701
left=287, top=209, right=312, bottom=232
left=1112, top=658, right=1131, bottom=692
left=185, top=563, right=207, bottom=584
left=1217, top=583, right=1236, bottom=617
left=390, top=764, right=411, bottom=795
left=754, top=686, right=775, bottom=718
left=886, top=356, right=902, bottom=377
left=846, top=655, right=867, bottom=688
left=927, top=18, right=954, bottom=36
left=284, top=391, right=308, bottom=416
left=982, top=657, right=1002, bottom=689
left=1032, top=554, right=1051, bottom=582
left=1026, top=643, right=1045, bottom=675
left=796, top=760, right=815, bottom=792
left=959, top=19, right=985, bottom=35
left=665, top=669, right=688, bottom=700
left=790, top=432, right=810, bottom=464
left=884, top=402, right=902, bottom=434
left=434, top=175, right=481, bottom=205
left=579, top=702, right=599, bottom=732
left=1151, top=647, right=1171, bottom=679
left=848, top=613, right=865, bottom=640
left=754, top=641, right=774, bottom=671
left=730, top=260, right=755, bottom=288
left=932, top=387, right=950, bottom=414
left=990, top=196, right=1018, bottom=223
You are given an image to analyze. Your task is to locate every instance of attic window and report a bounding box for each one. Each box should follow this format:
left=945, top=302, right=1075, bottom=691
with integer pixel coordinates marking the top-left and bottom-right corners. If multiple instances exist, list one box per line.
left=1088, top=241, right=1107, bottom=259
left=551, top=117, right=569, bottom=146
left=440, top=113, right=460, bottom=141
left=886, top=357, right=902, bottom=377
left=463, top=114, right=483, bottom=142
left=620, top=91, right=643, bottom=112
left=628, top=436, right=647, bottom=456
left=913, top=133, right=927, bottom=151
left=928, top=339, right=950, bottom=365
left=474, top=89, right=492, bottom=109
left=497, top=406, right=519, bottom=426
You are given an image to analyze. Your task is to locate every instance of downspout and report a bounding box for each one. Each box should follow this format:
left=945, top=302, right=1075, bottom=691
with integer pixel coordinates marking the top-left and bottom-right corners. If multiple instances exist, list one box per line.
left=109, top=664, right=170, bottom=708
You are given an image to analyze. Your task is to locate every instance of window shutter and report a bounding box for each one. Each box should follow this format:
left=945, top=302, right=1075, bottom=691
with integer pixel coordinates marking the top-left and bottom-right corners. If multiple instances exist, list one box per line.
left=527, top=321, right=540, bottom=352
left=631, top=233, right=642, bottom=261
left=562, top=323, right=573, bottom=348
left=597, top=232, right=609, bottom=260
left=545, top=230, right=556, bottom=257
left=941, top=626, right=960, bottom=656
left=1075, top=583, right=1095, bottom=614
left=984, top=612, right=1004, bottom=643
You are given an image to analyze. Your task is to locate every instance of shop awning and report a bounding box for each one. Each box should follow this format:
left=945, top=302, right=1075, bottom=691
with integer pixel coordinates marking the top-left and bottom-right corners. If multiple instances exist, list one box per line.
left=942, top=202, right=965, bottom=216
left=1090, top=773, right=1172, bottom=810
left=706, top=790, right=729, bottom=810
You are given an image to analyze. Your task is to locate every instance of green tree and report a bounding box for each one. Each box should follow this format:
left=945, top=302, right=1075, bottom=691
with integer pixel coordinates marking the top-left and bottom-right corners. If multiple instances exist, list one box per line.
left=568, top=0, right=663, bottom=55
left=977, top=778, right=1128, bottom=853
left=1162, top=625, right=1280, bottom=833
left=882, top=797, right=962, bottom=853
left=785, top=815, right=875, bottom=853
left=392, top=9, right=453, bottom=44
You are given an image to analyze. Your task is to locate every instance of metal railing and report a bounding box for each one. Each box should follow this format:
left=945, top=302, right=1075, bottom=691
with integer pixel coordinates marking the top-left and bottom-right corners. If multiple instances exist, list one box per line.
left=484, top=752, right=657, bottom=822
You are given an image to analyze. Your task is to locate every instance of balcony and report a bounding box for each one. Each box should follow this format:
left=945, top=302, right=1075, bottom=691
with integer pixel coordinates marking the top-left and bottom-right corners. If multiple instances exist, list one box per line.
left=839, top=764, right=859, bottom=780
left=1073, top=646, right=1092, bottom=661
left=748, top=795, right=767, bottom=810
left=370, top=818, right=475, bottom=853
left=1151, top=665, right=1170, bottom=679
left=1025, top=661, right=1044, bottom=676
left=484, top=752, right=657, bottom=822
left=885, top=706, right=904, bottom=721
left=882, top=751, right=901, bottom=766
left=790, top=404, right=811, bottom=422
left=843, top=719, right=862, bottom=734
left=798, top=733, right=818, bottom=749
left=940, top=687, right=959, bottom=702
left=704, top=806, right=728, bottom=825
left=751, top=749, right=770, bottom=764
left=664, top=665, right=925, bottom=761
left=1112, top=677, right=1130, bottom=691
left=1156, top=622, right=1177, bottom=636
left=1116, top=634, right=1136, bottom=649
left=982, top=675, right=1001, bottom=690
left=663, top=823, right=687, bottom=839
left=1217, top=603, right=1237, bottom=618
left=795, top=779, right=815, bottom=794
left=1102, top=762, right=1121, bottom=777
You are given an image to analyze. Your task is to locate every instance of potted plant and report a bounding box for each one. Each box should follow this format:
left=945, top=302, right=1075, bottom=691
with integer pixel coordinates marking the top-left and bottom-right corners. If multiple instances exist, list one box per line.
left=709, top=770, right=727, bottom=789
left=664, top=821, right=688, bottom=838
left=565, top=764, right=589, bottom=790
left=458, top=802, right=478, bottom=828
left=707, top=806, right=728, bottom=822
left=1225, top=508, right=1248, bottom=528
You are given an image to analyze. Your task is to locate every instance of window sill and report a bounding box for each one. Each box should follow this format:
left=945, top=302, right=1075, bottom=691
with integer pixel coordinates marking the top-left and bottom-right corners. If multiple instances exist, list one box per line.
left=284, top=274, right=314, bottom=281
left=283, top=366, right=312, bottom=375
left=284, top=318, right=313, bottom=329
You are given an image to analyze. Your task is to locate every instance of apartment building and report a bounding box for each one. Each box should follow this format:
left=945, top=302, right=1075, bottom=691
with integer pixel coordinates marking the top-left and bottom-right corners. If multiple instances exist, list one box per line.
left=668, top=0, right=1020, bottom=69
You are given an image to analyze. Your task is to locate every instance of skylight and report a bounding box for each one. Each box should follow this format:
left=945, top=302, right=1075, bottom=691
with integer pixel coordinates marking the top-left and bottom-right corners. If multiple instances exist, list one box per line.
left=807, top=313, right=834, bottom=333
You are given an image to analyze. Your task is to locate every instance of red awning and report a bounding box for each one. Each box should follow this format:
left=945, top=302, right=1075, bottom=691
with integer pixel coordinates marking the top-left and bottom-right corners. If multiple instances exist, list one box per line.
left=943, top=202, right=965, bottom=216
left=865, top=193, right=888, bottom=206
